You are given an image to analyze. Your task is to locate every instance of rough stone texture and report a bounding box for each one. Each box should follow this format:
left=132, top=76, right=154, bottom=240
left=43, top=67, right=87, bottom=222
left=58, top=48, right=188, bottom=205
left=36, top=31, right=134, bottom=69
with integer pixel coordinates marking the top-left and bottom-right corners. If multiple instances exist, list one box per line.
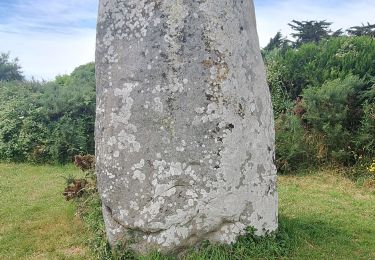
left=95, top=0, right=278, bottom=253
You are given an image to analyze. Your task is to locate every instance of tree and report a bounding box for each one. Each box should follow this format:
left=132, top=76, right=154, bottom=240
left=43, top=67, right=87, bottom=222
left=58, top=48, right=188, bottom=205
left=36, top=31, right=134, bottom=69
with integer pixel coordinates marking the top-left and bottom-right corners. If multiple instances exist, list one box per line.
left=0, top=52, right=24, bottom=81
left=264, top=31, right=290, bottom=52
left=288, top=20, right=335, bottom=46
left=331, top=28, right=344, bottom=37
left=347, top=23, right=375, bottom=37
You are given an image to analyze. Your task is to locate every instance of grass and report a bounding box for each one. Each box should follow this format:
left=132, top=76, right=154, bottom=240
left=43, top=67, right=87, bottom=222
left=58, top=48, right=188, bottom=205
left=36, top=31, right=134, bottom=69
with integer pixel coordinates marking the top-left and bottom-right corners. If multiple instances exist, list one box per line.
left=0, top=164, right=374, bottom=259
left=0, top=163, right=91, bottom=259
left=277, top=169, right=375, bottom=259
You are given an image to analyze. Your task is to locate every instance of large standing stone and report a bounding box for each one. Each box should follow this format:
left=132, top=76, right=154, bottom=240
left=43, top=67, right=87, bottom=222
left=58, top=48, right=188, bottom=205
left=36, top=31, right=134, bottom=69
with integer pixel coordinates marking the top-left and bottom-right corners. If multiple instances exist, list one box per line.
left=95, top=0, right=278, bottom=253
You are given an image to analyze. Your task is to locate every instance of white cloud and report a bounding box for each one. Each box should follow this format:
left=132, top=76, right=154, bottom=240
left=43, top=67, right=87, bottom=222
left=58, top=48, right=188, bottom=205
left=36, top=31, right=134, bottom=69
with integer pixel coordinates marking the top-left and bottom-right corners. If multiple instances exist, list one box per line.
left=0, top=0, right=98, bottom=80
left=0, top=29, right=96, bottom=80
left=0, top=0, right=97, bottom=34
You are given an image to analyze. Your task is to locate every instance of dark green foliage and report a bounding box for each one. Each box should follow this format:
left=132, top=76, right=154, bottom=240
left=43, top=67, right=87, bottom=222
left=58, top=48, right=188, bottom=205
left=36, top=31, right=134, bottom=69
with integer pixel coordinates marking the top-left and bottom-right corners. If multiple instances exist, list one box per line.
left=273, top=77, right=372, bottom=172
left=275, top=113, right=311, bottom=172
left=264, top=50, right=294, bottom=118
left=347, top=23, right=375, bottom=37
left=265, top=32, right=283, bottom=51
left=0, top=52, right=24, bottom=81
left=264, top=32, right=290, bottom=52
left=0, top=81, right=45, bottom=162
left=331, top=28, right=344, bottom=37
left=268, top=36, right=375, bottom=99
left=355, top=101, right=375, bottom=158
left=288, top=20, right=335, bottom=46
left=266, top=36, right=375, bottom=173
left=302, top=75, right=366, bottom=164
left=0, top=63, right=95, bottom=164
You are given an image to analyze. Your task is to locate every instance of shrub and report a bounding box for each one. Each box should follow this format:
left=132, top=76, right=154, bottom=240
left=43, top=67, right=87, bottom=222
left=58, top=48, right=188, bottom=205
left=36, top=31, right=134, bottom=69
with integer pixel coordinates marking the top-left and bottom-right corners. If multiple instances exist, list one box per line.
left=266, top=50, right=294, bottom=118
left=0, top=81, right=46, bottom=162
left=301, top=75, right=366, bottom=164
left=0, top=63, right=95, bottom=164
left=268, top=36, right=375, bottom=99
left=275, top=113, right=312, bottom=172
left=355, top=102, right=375, bottom=158
left=272, top=74, right=372, bottom=172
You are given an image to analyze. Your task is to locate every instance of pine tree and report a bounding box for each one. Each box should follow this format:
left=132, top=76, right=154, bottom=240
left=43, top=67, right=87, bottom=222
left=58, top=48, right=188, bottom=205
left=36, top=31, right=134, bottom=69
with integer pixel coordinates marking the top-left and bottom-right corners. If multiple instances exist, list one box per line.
left=347, top=23, right=375, bottom=37
left=264, top=31, right=290, bottom=51
left=288, top=20, right=333, bottom=46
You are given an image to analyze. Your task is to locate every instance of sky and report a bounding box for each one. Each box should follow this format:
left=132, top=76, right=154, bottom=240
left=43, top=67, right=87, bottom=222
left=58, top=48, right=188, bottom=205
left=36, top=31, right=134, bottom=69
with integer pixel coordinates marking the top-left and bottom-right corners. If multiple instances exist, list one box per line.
left=0, top=0, right=374, bottom=80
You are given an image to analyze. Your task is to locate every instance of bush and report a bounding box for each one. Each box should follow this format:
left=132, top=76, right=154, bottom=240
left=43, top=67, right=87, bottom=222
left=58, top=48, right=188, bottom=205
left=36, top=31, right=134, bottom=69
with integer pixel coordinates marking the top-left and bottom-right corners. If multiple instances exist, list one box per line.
left=0, top=81, right=46, bottom=162
left=355, top=101, right=375, bottom=158
left=268, top=36, right=375, bottom=99
left=265, top=50, right=294, bottom=118
left=265, top=37, right=375, bottom=172
left=0, top=63, right=95, bottom=164
left=301, top=75, right=366, bottom=164
left=275, top=113, right=311, bottom=172
left=274, top=75, right=371, bottom=171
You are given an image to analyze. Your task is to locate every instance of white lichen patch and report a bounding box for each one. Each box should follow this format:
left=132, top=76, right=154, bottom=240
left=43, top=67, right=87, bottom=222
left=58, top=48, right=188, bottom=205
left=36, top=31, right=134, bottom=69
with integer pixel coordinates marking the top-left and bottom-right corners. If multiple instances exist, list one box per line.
left=195, top=107, right=205, bottom=114
left=133, top=159, right=145, bottom=169
left=133, top=170, right=146, bottom=182
left=153, top=97, right=164, bottom=113
left=117, top=130, right=141, bottom=153
left=176, top=147, right=185, bottom=152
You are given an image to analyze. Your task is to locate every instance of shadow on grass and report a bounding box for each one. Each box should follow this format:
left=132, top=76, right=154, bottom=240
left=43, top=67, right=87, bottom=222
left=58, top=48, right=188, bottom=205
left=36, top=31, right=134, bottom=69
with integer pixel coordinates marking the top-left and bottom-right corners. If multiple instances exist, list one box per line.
left=178, top=214, right=350, bottom=260
left=278, top=213, right=349, bottom=250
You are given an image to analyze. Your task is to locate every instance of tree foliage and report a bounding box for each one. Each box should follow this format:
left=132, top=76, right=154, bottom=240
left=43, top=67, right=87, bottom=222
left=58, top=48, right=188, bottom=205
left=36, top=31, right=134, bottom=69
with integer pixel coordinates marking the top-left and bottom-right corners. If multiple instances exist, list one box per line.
left=302, top=75, right=367, bottom=164
left=288, top=20, right=339, bottom=46
left=264, top=32, right=290, bottom=52
left=347, top=23, right=375, bottom=37
left=0, top=52, right=24, bottom=81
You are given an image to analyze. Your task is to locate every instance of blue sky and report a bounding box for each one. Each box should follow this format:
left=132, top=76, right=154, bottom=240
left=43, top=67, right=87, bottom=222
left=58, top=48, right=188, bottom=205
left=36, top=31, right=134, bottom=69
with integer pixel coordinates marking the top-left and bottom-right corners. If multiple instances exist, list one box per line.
left=0, top=0, right=374, bottom=80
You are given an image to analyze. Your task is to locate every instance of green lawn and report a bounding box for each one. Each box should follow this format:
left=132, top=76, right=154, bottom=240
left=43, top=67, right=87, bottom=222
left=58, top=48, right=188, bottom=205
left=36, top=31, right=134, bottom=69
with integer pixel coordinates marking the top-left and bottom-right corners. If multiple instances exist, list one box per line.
left=278, top=170, right=375, bottom=259
left=0, top=164, right=374, bottom=259
left=0, top=163, right=91, bottom=259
